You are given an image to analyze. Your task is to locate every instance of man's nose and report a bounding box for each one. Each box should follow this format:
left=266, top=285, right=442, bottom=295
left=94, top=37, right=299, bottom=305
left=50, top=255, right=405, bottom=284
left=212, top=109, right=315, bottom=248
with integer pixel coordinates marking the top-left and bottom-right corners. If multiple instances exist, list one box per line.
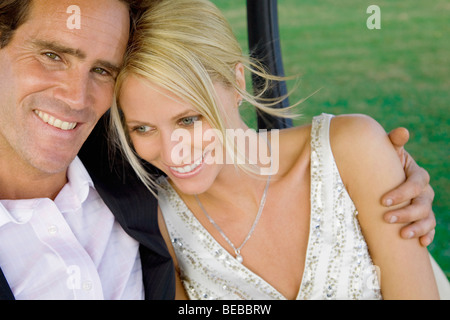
left=53, top=68, right=92, bottom=110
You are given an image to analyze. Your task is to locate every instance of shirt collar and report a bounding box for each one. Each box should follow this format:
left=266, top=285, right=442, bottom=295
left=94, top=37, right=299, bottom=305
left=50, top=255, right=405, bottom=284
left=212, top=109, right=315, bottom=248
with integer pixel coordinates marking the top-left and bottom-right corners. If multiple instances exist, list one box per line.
left=65, top=156, right=95, bottom=205
left=0, top=199, right=37, bottom=227
left=54, top=156, right=95, bottom=213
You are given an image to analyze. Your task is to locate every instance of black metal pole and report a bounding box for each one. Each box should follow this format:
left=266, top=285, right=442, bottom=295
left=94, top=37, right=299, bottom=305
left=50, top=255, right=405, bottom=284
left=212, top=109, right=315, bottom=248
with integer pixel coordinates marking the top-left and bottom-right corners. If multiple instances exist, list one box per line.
left=247, top=0, right=292, bottom=130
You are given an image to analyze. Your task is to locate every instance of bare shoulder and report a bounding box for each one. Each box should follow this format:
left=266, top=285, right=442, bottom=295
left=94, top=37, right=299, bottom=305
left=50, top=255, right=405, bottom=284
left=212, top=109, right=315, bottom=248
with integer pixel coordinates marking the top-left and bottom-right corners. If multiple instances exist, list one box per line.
left=329, top=114, right=388, bottom=151
left=328, top=114, right=400, bottom=193
left=276, top=114, right=390, bottom=180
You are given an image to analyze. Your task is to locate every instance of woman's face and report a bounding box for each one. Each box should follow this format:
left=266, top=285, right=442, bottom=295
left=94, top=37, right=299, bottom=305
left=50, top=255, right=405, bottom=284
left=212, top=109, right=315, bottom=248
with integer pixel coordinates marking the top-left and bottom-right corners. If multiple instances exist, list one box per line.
left=119, top=75, right=240, bottom=195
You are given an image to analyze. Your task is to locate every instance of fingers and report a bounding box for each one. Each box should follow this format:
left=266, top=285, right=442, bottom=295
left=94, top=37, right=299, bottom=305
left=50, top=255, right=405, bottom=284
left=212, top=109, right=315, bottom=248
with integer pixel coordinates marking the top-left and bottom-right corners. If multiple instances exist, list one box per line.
left=384, top=185, right=434, bottom=223
left=419, top=230, right=435, bottom=247
left=384, top=184, right=436, bottom=245
left=384, top=187, right=436, bottom=246
left=399, top=214, right=436, bottom=245
left=381, top=159, right=430, bottom=207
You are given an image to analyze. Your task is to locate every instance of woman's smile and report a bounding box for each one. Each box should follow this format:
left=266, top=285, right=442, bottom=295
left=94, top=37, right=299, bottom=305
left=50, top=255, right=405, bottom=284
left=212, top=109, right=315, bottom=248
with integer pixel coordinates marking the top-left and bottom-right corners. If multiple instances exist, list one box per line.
left=167, top=150, right=209, bottom=177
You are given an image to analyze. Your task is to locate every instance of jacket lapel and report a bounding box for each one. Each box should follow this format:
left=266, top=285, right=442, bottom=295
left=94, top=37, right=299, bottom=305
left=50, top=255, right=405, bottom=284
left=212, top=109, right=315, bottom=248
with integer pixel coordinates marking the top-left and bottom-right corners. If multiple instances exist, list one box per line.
left=0, top=267, right=14, bottom=300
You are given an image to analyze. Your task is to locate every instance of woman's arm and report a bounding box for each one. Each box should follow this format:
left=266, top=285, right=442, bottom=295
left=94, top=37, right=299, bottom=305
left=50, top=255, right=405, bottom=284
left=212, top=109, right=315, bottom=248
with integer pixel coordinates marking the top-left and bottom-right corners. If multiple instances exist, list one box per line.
left=330, top=114, right=439, bottom=299
left=157, top=207, right=189, bottom=300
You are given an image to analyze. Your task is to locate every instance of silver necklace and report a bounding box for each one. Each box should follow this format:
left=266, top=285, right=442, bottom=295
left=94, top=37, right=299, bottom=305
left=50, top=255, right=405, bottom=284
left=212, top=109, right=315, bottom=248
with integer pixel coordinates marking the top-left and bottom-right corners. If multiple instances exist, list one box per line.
left=194, top=172, right=271, bottom=264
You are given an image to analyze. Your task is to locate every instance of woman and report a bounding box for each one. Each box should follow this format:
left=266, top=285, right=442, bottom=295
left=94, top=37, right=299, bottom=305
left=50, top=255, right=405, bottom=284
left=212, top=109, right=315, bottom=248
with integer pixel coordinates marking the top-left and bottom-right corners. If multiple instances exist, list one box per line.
left=110, top=0, right=444, bottom=299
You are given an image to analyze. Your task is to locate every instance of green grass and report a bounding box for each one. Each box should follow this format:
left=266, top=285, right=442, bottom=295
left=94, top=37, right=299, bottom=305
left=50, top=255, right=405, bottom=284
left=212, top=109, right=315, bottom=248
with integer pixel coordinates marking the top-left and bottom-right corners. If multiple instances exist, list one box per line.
left=212, top=0, right=449, bottom=279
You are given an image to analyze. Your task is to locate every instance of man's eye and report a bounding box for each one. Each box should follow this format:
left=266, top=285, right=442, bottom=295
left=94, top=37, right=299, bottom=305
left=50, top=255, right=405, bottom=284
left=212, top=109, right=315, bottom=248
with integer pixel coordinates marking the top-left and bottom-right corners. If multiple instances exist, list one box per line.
left=92, top=67, right=110, bottom=76
left=179, top=116, right=201, bottom=126
left=43, top=52, right=61, bottom=61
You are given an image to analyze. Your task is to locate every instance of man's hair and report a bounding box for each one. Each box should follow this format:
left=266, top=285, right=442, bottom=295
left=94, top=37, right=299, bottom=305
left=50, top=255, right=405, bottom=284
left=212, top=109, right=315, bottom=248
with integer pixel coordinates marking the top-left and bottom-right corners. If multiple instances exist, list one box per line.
left=0, top=0, right=32, bottom=48
left=0, top=0, right=148, bottom=49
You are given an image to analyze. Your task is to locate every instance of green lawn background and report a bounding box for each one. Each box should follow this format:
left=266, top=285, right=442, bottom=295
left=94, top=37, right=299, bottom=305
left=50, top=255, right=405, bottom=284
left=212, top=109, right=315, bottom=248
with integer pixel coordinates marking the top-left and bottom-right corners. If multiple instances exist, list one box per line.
left=212, top=0, right=449, bottom=280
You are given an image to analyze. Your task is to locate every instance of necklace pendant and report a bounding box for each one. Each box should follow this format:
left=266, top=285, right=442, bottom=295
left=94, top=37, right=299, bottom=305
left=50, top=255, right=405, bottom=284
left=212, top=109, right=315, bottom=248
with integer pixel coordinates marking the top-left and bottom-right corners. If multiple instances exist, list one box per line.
left=194, top=168, right=271, bottom=268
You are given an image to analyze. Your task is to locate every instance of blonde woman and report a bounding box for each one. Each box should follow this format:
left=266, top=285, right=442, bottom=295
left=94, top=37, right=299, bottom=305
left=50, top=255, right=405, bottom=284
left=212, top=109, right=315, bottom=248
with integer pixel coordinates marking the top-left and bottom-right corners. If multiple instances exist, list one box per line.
left=110, top=0, right=446, bottom=299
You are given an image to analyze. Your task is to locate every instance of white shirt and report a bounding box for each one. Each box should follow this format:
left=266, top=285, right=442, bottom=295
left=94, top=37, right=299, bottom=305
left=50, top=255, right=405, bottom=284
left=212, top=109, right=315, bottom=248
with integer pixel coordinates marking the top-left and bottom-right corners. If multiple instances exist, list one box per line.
left=0, top=157, right=144, bottom=300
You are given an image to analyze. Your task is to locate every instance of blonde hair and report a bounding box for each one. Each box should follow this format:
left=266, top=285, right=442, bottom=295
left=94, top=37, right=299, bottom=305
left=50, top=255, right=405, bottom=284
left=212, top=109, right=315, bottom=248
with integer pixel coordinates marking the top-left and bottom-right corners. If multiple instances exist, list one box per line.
left=110, top=0, right=299, bottom=194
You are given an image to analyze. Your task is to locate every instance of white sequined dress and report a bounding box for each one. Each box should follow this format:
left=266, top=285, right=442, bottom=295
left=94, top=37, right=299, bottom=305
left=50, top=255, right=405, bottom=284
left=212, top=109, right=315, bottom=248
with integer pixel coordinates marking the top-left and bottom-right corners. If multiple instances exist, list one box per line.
left=158, top=113, right=382, bottom=300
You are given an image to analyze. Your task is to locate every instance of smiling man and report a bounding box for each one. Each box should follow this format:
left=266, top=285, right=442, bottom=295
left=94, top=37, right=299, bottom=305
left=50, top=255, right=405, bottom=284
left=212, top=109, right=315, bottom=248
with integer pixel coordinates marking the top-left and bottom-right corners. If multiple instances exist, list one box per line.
left=0, top=0, right=174, bottom=300
left=0, top=1, right=127, bottom=199
left=0, top=0, right=438, bottom=300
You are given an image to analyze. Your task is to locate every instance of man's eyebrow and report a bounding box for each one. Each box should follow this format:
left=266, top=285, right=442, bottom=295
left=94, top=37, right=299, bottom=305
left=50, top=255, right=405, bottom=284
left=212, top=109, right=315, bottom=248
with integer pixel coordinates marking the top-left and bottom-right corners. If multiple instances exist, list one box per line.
left=31, top=39, right=121, bottom=75
left=96, top=60, right=121, bottom=76
left=31, top=39, right=86, bottom=59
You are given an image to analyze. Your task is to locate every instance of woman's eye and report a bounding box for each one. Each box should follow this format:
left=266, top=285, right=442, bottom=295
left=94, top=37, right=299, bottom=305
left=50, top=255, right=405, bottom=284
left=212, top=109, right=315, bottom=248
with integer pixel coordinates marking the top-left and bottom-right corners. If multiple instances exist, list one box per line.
left=138, top=126, right=150, bottom=133
left=179, top=116, right=201, bottom=126
left=132, top=125, right=152, bottom=134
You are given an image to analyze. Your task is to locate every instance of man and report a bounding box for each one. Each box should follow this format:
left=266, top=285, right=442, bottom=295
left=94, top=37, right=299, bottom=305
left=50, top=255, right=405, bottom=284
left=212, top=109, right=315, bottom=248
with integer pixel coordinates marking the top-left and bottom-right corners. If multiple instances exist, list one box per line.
left=0, top=0, right=174, bottom=300
left=0, top=0, right=436, bottom=300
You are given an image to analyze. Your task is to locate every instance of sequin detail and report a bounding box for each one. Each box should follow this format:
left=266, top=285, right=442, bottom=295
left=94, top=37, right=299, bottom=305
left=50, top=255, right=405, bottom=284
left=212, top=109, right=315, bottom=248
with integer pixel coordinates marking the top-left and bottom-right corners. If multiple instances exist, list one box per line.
left=298, top=114, right=381, bottom=300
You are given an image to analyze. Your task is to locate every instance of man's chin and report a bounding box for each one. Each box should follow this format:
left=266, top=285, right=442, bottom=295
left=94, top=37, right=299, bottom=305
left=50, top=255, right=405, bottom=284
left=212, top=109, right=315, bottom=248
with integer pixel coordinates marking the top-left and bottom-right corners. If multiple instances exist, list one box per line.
left=27, top=153, right=78, bottom=176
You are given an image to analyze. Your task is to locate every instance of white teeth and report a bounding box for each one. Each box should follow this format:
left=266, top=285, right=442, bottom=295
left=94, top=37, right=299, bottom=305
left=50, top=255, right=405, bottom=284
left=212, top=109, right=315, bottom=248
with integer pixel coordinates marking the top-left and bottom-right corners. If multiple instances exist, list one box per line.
left=34, top=110, right=77, bottom=130
left=171, top=156, right=203, bottom=174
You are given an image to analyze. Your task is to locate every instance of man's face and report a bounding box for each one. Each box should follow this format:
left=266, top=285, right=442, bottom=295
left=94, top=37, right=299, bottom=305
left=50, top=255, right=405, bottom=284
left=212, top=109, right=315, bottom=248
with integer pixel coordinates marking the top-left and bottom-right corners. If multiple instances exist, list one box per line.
left=0, top=0, right=129, bottom=175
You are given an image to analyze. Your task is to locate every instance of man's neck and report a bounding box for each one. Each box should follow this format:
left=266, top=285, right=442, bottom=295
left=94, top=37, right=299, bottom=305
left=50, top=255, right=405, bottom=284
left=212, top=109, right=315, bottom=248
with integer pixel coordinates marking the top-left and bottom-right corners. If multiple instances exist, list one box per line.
left=0, top=157, right=68, bottom=201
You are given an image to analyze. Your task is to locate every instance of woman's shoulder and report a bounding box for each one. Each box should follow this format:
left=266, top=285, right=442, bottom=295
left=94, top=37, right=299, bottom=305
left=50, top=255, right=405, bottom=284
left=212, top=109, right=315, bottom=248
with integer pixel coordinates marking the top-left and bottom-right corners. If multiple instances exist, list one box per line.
left=276, top=113, right=384, bottom=160
left=325, top=113, right=410, bottom=220
left=274, top=113, right=392, bottom=179
left=329, top=114, right=394, bottom=170
left=278, top=113, right=385, bottom=148
left=330, top=113, right=387, bottom=143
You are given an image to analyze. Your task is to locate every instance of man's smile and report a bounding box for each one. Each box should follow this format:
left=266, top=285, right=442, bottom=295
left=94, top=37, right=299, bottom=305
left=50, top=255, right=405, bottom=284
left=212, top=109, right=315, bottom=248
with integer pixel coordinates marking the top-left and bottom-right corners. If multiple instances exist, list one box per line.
left=34, top=109, right=78, bottom=131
